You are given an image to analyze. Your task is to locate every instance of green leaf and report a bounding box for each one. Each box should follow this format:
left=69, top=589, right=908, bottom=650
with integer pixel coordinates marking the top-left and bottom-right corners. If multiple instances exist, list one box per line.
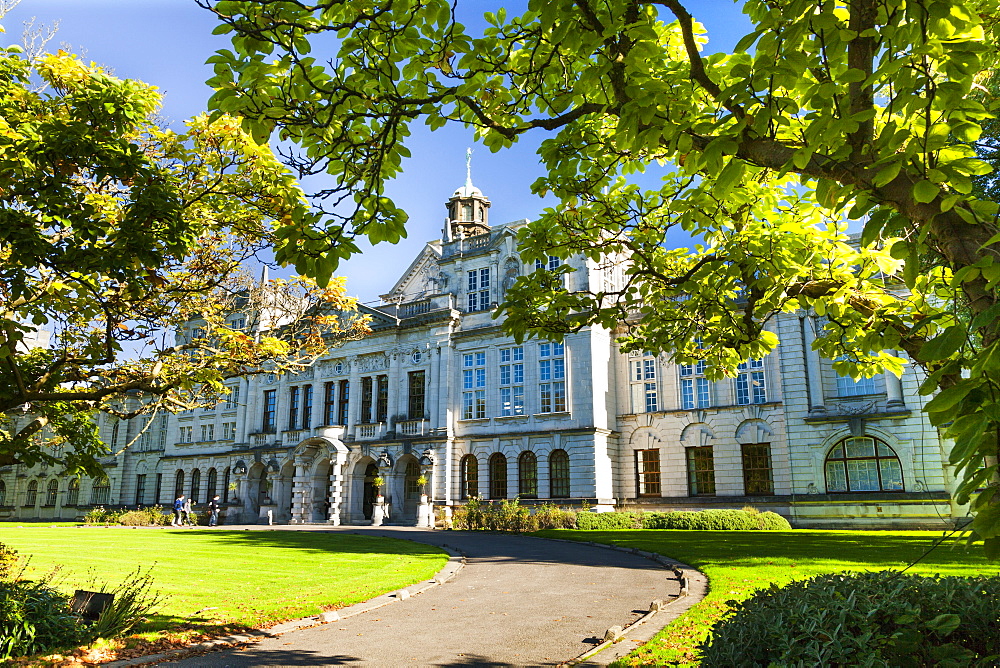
left=912, top=180, right=940, bottom=204
left=919, top=325, right=965, bottom=361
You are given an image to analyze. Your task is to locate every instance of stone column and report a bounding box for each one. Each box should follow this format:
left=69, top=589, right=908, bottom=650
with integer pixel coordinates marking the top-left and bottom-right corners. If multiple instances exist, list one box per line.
left=327, top=448, right=347, bottom=526
left=387, top=354, right=401, bottom=428
left=803, top=316, right=827, bottom=416
left=346, top=356, right=360, bottom=436
left=290, top=456, right=310, bottom=524
left=884, top=351, right=905, bottom=409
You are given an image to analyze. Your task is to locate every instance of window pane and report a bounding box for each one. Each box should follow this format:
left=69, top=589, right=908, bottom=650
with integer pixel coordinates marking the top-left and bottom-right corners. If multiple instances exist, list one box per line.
left=826, top=461, right=848, bottom=492
left=845, top=437, right=875, bottom=458
left=880, top=458, right=904, bottom=491
left=846, top=459, right=880, bottom=491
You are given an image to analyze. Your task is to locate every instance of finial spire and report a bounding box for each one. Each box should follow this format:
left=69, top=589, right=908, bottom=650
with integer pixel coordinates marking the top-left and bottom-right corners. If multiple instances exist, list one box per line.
left=465, top=147, right=473, bottom=191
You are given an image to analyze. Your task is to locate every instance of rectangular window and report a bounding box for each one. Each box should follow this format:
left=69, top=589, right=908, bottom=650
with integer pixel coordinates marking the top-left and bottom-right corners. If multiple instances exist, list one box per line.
left=288, top=386, right=300, bottom=429
left=262, top=389, right=276, bottom=432
left=736, top=358, right=767, bottom=405
left=338, top=380, right=350, bottom=426
left=462, top=352, right=487, bottom=419
left=538, top=342, right=566, bottom=413
left=467, top=267, right=491, bottom=312
left=376, top=375, right=389, bottom=423
left=636, top=449, right=661, bottom=496
left=324, top=381, right=337, bottom=425
left=837, top=368, right=879, bottom=397
left=360, top=377, right=373, bottom=424
left=498, top=347, right=525, bottom=416
left=741, top=443, right=774, bottom=495
left=135, top=474, right=147, bottom=506
left=222, top=422, right=236, bottom=440
left=408, top=371, right=426, bottom=419
left=535, top=255, right=561, bottom=271
left=200, top=423, right=214, bottom=442
left=686, top=446, right=716, bottom=496
left=629, top=353, right=659, bottom=412
left=156, top=415, right=168, bottom=450
left=301, top=384, right=313, bottom=429
left=680, top=360, right=710, bottom=410
left=224, top=385, right=240, bottom=409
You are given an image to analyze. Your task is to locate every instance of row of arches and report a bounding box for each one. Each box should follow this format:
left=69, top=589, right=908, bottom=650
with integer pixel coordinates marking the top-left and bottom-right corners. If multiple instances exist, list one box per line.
left=173, top=467, right=231, bottom=504
left=460, top=450, right=571, bottom=500
left=2, top=477, right=100, bottom=508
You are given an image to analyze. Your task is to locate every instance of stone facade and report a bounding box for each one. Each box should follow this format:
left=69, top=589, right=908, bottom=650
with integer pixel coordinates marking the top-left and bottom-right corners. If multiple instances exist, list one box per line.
left=0, top=181, right=963, bottom=529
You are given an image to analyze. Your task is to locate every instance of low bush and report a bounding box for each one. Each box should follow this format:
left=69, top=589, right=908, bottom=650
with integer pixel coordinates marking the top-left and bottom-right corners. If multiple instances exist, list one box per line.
left=451, top=498, right=577, bottom=532
left=575, top=508, right=791, bottom=531
left=0, top=578, right=86, bottom=660
left=83, top=505, right=170, bottom=526
left=576, top=511, right=643, bottom=530
left=0, top=542, right=20, bottom=580
left=700, top=570, right=1000, bottom=667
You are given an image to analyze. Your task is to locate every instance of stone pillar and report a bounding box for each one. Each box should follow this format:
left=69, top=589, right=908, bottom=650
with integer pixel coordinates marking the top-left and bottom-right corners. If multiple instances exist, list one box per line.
left=884, top=351, right=905, bottom=409
left=346, top=356, right=360, bottom=436
left=327, top=448, right=346, bottom=526
left=803, top=316, right=827, bottom=416
left=310, top=383, right=324, bottom=432
left=290, top=456, right=309, bottom=524
left=387, top=354, right=401, bottom=428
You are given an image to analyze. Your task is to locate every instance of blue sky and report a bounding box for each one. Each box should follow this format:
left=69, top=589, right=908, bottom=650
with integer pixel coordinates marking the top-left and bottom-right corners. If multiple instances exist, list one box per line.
left=3, top=0, right=751, bottom=302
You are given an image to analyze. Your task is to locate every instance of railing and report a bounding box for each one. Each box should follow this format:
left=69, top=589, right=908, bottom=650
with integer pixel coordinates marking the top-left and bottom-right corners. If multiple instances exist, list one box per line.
left=355, top=423, right=385, bottom=441
left=399, top=299, right=432, bottom=318
left=465, top=232, right=491, bottom=250
left=283, top=429, right=310, bottom=445
left=250, top=433, right=276, bottom=447
left=397, top=419, right=428, bottom=437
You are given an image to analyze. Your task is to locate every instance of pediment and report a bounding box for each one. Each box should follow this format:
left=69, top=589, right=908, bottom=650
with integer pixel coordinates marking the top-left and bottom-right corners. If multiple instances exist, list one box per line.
left=379, top=243, right=443, bottom=303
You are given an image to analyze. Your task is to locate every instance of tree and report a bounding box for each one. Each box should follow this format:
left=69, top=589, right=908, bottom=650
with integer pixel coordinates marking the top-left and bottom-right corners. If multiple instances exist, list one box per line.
left=0, top=37, right=369, bottom=475
left=202, top=0, right=1000, bottom=554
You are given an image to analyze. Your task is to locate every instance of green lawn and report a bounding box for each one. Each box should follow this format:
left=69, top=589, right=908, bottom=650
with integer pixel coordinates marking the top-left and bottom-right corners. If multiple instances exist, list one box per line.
left=534, top=529, right=1000, bottom=666
left=1, top=524, right=448, bottom=631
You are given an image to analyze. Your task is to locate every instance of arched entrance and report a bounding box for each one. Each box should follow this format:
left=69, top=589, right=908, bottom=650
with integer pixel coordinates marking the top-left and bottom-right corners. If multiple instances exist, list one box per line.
left=396, top=455, right=421, bottom=522
left=311, top=458, right=334, bottom=523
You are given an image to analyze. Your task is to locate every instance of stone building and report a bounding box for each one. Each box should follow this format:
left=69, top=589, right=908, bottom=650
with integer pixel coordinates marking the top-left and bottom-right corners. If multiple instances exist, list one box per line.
left=0, top=177, right=963, bottom=528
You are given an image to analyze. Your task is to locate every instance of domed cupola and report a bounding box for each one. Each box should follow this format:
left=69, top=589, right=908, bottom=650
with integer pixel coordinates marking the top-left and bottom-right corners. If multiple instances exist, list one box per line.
left=443, top=148, right=491, bottom=240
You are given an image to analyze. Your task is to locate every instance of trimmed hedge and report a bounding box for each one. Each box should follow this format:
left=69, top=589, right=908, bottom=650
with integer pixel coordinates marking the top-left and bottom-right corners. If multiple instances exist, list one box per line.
left=576, top=508, right=791, bottom=531
left=700, top=570, right=1000, bottom=667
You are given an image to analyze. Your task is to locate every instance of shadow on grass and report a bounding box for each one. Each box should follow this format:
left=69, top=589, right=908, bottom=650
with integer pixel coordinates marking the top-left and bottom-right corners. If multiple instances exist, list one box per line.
left=541, top=529, right=1000, bottom=572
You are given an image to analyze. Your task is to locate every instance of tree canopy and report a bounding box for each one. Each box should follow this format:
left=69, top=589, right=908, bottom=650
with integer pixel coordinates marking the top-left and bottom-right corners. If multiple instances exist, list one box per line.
left=202, top=0, right=1000, bottom=554
left=0, top=36, right=368, bottom=475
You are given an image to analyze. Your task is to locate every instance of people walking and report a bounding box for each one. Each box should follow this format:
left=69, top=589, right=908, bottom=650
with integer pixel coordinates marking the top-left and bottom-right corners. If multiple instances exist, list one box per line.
left=172, top=494, right=185, bottom=526
left=182, top=496, right=194, bottom=526
left=208, top=494, right=221, bottom=526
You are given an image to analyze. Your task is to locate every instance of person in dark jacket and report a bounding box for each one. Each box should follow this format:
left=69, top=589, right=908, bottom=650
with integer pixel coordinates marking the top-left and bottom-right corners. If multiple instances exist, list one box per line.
left=172, top=495, right=185, bottom=526
left=208, top=495, right=221, bottom=526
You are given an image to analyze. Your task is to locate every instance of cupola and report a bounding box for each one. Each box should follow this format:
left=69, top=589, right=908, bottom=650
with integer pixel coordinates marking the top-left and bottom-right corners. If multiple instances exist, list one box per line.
left=443, top=148, right=491, bottom=241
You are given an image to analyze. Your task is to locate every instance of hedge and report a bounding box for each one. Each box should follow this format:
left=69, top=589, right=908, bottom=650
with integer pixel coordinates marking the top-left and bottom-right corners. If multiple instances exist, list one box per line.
left=700, top=570, right=1000, bottom=666
left=576, top=508, right=791, bottom=531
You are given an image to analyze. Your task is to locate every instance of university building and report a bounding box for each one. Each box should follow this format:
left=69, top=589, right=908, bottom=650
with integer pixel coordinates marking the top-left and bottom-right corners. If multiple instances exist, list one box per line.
left=0, top=177, right=964, bottom=528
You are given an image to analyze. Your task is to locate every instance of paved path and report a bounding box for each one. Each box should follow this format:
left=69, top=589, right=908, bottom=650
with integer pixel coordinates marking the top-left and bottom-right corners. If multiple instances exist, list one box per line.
left=159, top=526, right=685, bottom=667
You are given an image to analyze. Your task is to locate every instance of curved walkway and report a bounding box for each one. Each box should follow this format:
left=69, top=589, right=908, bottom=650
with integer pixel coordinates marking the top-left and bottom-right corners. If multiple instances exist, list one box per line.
left=155, top=526, right=701, bottom=667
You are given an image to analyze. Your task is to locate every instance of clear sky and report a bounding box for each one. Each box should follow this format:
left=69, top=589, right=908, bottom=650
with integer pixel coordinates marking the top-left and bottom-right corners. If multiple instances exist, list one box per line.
left=2, top=0, right=751, bottom=303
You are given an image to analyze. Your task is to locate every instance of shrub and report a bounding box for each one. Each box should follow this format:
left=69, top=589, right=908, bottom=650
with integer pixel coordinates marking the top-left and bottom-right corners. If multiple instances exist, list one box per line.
left=0, top=542, right=20, bottom=581
left=700, top=571, right=1000, bottom=667
left=576, top=511, right=643, bottom=530
left=532, top=502, right=577, bottom=529
left=85, top=567, right=166, bottom=640
left=575, top=509, right=791, bottom=531
left=0, top=579, right=86, bottom=660
left=452, top=498, right=547, bottom=532
left=86, top=505, right=170, bottom=526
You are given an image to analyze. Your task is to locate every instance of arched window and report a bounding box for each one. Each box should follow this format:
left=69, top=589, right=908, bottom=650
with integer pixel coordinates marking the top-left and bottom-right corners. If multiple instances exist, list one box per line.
left=45, top=479, right=58, bottom=506
left=24, top=480, right=38, bottom=507
left=489, top=453, right=507, bottom=500
left=90, top=477, right=110, bottom=505
left=25, top=480, right=38, bottom=506
left=66, top=478, right=80, bottom=505
left=549, top=449, right=571, bottom=498
left=518, top=451, right=538, bottom=498
left=190, top=468, right=201, bottom=503
left=222, top=467, right=231, bottom=503
left=174, top=470, right=185, bottom=499
left=207, top=468, right=218, bottom=500
left=825, top=436, right=904, bottom=493
left=460, top=454, right=478, bottom=499
left=0, top=479, right=6, bottom=506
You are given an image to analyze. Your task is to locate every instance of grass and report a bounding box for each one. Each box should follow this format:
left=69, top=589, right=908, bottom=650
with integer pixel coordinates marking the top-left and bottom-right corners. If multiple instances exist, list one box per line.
left=1, top=524, right=448, bottom=631
left=533, top=529, right=1000, bottom=666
